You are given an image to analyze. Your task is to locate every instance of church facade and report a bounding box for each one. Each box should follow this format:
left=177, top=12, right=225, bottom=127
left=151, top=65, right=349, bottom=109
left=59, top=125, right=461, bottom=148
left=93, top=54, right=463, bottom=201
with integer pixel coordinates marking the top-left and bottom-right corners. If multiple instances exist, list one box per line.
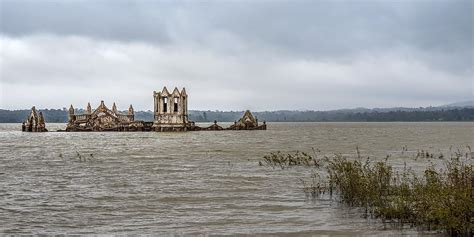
left=65, top=101, right=150, bottom=131
left=152, top=87, right=192, bottom=131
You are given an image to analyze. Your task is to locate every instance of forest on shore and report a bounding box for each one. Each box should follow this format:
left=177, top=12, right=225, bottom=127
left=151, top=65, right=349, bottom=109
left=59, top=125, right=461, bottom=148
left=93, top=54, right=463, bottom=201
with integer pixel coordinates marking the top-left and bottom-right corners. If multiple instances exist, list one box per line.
left=1, top=107, right=473, bottom=123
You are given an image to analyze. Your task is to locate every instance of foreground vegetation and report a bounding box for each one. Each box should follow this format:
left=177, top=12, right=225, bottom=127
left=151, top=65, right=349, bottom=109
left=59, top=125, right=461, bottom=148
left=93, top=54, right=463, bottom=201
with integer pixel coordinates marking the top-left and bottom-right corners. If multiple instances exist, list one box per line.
left=260, top=148, right=473, bottom=236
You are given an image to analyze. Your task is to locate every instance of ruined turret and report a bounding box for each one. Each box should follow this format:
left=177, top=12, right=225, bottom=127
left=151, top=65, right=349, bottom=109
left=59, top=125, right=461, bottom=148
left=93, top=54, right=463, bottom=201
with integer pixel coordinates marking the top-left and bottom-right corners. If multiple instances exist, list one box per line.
left=152, top=86, right=192, bottom=131
left=22, top=106, right=47, bottom=132
left=65, top=104, right=76, bottom=131
left=99, top=100, right=106, bottom=111
left=127, top=104, right=135, bottom=122
left=112, top=102, right=118, bottom=114
left=37, top=112, right=47, bottom=131
left=86, top=102, right=92, bottom=114
left=68, top=104, right=75, bottom=122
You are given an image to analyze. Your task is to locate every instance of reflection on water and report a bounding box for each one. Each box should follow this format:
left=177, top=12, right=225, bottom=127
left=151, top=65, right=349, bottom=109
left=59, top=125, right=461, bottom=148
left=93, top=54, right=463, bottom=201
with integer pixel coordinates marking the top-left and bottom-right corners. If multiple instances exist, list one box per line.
left=0, top=122, right=472, bottom=235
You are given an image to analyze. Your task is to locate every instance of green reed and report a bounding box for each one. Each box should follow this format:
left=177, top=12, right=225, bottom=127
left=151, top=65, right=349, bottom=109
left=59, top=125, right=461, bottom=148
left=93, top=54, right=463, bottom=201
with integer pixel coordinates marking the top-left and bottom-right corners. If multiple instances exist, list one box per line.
left=260, top=150, right=322, bottom=169
left=261, top=147, right=473, bottom=236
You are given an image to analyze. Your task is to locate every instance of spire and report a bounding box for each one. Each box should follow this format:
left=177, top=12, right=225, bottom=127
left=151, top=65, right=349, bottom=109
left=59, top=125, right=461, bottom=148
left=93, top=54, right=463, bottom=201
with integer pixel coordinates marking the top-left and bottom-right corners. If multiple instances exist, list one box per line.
left=38, top=112, right=45, bottom=125
left=99, top=100, right=106, bottom=111
left=112, top=102, right=117, bottom=114
left=86, top=102, right=92, bottom=114
left=30, top=106, right=38, bottom=124
left=128, top=104, right=134, bottom=115
left=172, top=87, right=180, bottom=96
left=68, top=104, right=75, bottom=123
left=69, top=104, right=74, bottom=114
left=162, top=86, right=170, bottom=96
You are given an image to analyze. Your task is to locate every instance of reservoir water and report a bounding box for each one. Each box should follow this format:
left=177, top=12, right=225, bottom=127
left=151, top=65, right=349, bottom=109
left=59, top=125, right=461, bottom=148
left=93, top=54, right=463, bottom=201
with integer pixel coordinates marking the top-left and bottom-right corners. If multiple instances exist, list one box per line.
left=0, top=122, right=472, bottom=235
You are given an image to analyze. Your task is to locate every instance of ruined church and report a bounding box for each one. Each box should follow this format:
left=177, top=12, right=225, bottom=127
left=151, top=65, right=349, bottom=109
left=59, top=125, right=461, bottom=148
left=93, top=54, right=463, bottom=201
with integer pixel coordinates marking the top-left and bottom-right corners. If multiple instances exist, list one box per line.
left=23, top=87, right=266, bottom=132
left=65, top=101, right=147, bottom=132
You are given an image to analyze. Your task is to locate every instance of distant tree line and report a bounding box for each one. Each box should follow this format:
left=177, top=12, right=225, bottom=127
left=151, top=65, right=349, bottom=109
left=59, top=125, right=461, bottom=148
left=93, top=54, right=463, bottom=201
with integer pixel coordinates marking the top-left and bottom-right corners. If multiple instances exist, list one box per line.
left=190, top=109, right=474, bottom=122
left=0, top=108, right=69, bottom=123
left=1, top=108, right=473, bottom=123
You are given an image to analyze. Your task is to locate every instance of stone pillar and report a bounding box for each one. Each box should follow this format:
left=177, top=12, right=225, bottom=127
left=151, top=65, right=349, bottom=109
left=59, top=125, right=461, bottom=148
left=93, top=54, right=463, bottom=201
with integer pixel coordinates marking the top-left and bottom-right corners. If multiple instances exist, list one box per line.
left=153, top=91, right=157, bottom=116
left=86, top=102, right=92, bottom=114
left=112, top=102, right=118, bottom=114
left=68, top=104, right=75, bottom=123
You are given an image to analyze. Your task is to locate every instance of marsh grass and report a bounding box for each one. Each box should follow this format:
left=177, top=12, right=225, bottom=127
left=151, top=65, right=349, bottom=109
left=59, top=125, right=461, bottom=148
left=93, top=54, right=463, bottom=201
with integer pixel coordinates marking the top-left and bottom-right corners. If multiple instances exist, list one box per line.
left=261, top=147, right=473, bottom=236
left=300, top=171, right=329, bottom=199
left=260, top=150, right=322, bottom=169
left=58, top=151, right=96, bottom=162
left=327, top=155, right=472, bottom=236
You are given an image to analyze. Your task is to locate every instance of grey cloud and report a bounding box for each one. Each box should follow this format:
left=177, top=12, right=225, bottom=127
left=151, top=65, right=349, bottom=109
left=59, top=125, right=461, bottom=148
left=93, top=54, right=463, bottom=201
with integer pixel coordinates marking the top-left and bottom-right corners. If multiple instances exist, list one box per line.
left=0, top=35, right=471, bottom=111
left=201, top=1, right=472, bottom=72
left=1, top=0, right=173, bottom=43
left=0, top=1, right=472, bottom=110
left=2, top=1, right=472, bottom=64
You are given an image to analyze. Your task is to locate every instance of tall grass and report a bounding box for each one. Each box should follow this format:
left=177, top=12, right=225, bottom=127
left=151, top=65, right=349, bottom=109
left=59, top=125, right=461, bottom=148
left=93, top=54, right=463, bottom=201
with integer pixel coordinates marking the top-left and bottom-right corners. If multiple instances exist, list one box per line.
left=261, top=148, right=473, bottom=236
left=260, top=151, right=321, bottom=169
left=326, top=155, right=472, bottom=236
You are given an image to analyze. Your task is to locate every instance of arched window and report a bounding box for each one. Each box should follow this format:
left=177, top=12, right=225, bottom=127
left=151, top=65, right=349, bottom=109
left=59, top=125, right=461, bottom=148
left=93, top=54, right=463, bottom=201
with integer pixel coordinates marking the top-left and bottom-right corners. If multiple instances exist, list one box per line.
left=163, top=97, right=168, bottom=113
left=173, top=97, right=179, bottom=112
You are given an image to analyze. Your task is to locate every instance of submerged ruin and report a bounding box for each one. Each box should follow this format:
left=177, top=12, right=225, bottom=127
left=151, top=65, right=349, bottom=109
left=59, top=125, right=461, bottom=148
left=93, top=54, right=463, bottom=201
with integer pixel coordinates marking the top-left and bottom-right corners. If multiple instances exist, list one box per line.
left=23, top=87, right=266, bottom=132
left=22, top=106, right=47, bottom=132
left=152, top=87, right=192, bottom=131
left=229, top=110, right=266, bottom=130
left=65, top=101, right=150, bottom=132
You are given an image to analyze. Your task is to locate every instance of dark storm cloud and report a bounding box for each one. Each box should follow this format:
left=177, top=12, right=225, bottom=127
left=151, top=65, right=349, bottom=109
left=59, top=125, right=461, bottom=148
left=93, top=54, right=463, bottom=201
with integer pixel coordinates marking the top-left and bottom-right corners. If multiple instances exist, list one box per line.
left=197, top=1, right=473, bottom=73
left=1, top=0, right=172, bottom=43
left=0, top=0, right=472, bottom=110
left=2, top=1, right=471, bottom=69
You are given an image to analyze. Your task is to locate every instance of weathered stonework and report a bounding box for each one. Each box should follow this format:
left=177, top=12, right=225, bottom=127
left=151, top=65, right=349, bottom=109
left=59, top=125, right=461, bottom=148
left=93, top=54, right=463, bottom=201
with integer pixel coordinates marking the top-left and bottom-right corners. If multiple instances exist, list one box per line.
left=65, top=101, right=148, bottom=131
left=152, top=87, right=193, bottom=131
left=228, top=110, right=266, bottom=130
left=25, top=87, right=267, bottom=132
left=22, top=106, right=47, bottom=132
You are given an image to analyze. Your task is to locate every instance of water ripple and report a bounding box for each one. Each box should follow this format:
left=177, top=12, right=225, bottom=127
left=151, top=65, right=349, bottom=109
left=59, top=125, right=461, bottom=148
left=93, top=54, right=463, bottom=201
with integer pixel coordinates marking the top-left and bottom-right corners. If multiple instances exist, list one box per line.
left=0, top=122, right=471, bottom=235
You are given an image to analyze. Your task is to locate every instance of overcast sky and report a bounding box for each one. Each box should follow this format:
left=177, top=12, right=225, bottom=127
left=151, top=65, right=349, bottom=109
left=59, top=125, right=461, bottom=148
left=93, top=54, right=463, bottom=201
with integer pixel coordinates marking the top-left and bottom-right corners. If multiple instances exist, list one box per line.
left=0, top=0, right=472, bottom=111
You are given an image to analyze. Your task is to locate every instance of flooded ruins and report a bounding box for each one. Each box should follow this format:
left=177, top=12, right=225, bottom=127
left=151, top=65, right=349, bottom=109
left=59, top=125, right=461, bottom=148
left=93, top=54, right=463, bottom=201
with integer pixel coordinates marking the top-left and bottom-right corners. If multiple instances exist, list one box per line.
left=21, top=106, right=47, bottom=132
left=22, top=87, right=266, bottom=132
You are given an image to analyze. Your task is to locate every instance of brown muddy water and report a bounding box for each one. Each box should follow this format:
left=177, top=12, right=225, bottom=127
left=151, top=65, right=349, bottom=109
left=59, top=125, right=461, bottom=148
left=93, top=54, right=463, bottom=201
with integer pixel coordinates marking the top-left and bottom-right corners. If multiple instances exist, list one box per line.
left=0, top=122, right=472, bottom=235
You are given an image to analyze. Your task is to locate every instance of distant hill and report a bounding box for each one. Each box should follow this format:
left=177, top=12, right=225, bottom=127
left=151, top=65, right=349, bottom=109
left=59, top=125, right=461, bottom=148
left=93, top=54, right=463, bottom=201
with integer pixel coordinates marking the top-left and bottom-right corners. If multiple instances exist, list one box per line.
left=1, top=106, right=473, bottom=123
left=440, top=100, right=473, bottom=108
